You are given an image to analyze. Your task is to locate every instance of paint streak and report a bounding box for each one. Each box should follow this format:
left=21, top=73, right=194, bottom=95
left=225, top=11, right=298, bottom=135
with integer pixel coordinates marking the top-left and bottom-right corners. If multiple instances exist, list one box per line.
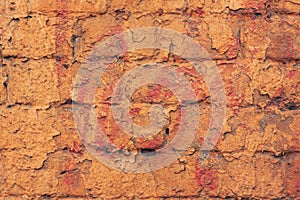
left=129, top=107, right=141, bottom=117
left=195, top=138, right=218, bottom=190
left=64, top=174, right=75, bottom=186
left=147, top=85, right=163, bottom=102
left=70, top=141, right=82, bottom=154
left=273, top=86, right=284, bottom=98
left=62, top=171, right=83, bottom=193
left=55, top=0, right=68, bottom=87
left=195, top=164, right=218, bottom=190
left=226, top=38, right=240, bottom=59
left=138, top=137, right=165, bottom=150
left=199, top=137, right=205, bottom=146
left=227, top=79, right=246, bottom=114
left=286, top=70, right=297, bottom=79
left=282, top=35, right=295, bottom=59
left=195, top=7, right=204, bottom=17
left=64, top=159, right=76, bottom=171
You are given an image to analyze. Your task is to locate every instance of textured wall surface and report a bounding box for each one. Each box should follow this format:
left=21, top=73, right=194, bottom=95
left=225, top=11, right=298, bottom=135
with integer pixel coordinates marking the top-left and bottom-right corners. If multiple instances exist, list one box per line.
left=0, top=0, right=299, bottom=199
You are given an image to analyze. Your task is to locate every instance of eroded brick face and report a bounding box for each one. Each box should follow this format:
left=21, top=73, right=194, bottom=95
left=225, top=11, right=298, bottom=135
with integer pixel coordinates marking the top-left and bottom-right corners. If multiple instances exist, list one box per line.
left=0, top=0, right=299, bottom=199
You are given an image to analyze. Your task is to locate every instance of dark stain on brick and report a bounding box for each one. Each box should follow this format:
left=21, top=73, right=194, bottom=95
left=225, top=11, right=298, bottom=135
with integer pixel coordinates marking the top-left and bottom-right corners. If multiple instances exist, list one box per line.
left=140, top=148, right=156, bottom=156
left=259, top=114, right=293, bottom=134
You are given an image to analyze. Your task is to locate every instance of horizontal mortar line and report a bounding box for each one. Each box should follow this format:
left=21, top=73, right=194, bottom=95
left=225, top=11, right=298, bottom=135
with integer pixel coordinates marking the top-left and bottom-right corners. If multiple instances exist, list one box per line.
left=0, top=194, right=88, bottom=198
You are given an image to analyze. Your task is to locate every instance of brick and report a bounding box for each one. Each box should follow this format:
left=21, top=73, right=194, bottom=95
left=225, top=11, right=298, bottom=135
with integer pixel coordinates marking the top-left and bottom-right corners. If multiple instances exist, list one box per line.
left=2, top=16, right=56, bottom=58
left=6, top=59, right=59, bottom=106
left=285, top=154, right=300, bottom=198
left=29, top=0, right=107, bottom=14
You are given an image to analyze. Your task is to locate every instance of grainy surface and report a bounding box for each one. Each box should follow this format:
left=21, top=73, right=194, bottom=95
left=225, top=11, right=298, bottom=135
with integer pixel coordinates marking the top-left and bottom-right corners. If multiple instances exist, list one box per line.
left=0, top=0, right=299, bottom=199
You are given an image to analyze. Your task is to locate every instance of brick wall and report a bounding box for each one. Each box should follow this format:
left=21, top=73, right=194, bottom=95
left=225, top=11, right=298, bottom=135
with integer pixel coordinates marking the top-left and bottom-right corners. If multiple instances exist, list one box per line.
left=0, top=0, right=299, bottom=199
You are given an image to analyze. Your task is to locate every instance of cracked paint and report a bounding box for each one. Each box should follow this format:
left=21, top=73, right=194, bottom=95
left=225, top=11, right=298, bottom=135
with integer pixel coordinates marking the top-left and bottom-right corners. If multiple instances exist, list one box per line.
left=0, top=0, right=299, bottom=199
